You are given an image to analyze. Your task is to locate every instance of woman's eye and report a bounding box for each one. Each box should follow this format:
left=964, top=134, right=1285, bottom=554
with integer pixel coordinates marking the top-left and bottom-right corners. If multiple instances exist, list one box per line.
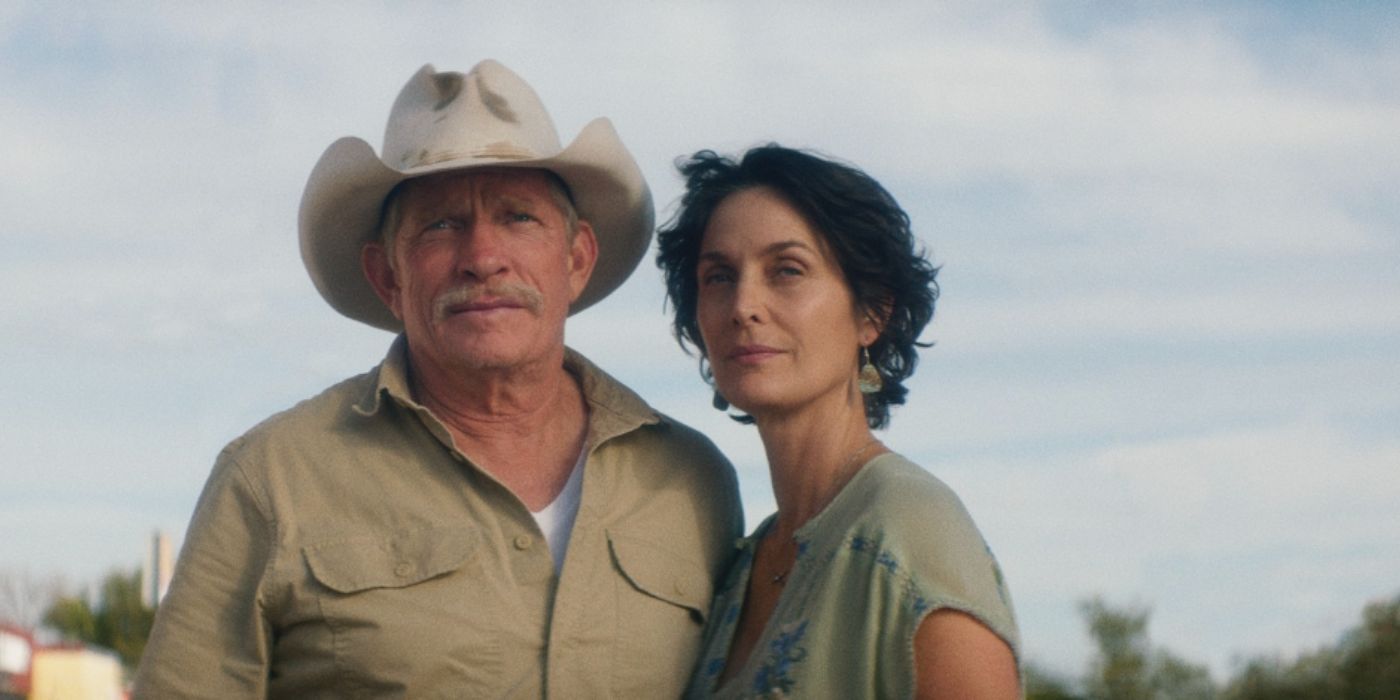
left=426, top=219, right=454, bottom=230
left=508, top=212, right=537, bottom=223
left=701, top=270, right=733, bottom=285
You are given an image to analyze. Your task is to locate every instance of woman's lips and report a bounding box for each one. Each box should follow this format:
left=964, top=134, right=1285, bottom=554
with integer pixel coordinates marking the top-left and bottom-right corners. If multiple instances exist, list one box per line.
left=727, top=344, right=782, bottom=365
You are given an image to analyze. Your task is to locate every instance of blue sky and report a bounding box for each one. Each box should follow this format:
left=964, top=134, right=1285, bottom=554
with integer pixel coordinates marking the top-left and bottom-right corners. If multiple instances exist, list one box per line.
left=2, top=1, right=1398, bottom=680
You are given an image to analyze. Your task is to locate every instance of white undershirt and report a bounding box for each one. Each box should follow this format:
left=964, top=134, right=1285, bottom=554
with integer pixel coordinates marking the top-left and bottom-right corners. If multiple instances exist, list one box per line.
left=529, top=448, right=586, bottom=572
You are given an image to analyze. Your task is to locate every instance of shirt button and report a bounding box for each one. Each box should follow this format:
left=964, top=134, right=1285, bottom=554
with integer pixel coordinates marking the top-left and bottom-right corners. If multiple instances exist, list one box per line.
left=394, top=562, right=413, bottom=577
left=514, top=534, right=534, bottom=550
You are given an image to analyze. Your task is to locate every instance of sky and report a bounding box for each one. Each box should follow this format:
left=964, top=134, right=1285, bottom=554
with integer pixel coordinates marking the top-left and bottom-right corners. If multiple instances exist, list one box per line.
left=2, top=0, right=1398, bottom=682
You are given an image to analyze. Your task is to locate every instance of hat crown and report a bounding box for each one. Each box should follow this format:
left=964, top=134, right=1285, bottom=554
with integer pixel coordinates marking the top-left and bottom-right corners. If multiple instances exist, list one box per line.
left=382, top=61, right=563, bottom=171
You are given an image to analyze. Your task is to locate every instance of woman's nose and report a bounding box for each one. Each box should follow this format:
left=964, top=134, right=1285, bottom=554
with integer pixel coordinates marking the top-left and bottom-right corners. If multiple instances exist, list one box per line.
left=730, top=277, right=763, bottom=326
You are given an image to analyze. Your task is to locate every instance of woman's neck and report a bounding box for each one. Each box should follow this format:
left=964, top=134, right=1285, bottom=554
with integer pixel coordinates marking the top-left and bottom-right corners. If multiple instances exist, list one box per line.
left=754, top=393, right=883, bottom=539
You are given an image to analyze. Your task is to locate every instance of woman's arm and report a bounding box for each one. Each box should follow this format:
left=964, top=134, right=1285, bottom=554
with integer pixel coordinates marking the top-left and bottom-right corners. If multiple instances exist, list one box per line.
left=914, top=609, right=1021, bottom=699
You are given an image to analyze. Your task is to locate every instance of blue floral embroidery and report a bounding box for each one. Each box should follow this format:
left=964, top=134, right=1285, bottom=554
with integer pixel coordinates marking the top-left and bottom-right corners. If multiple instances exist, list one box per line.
left=876, top=549, right=900, bottom=574
left=752, top=620, right=808, bottom=697
left=704, top=656, right=725, bottom=679
left=852, top=536, right=900, bottom=574
left=912, top=596, right=931, bottom=616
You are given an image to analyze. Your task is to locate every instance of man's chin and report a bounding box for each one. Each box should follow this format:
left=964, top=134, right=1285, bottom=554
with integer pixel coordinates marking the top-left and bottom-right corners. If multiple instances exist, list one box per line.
left=443, top=341, right=542, bottom=373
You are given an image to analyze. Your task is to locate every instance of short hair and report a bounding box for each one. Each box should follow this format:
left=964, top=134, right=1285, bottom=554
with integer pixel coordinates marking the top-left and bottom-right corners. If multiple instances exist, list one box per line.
left=655, top=145, right=939, bottom=430
left=375, top=168, right=580, bottom=264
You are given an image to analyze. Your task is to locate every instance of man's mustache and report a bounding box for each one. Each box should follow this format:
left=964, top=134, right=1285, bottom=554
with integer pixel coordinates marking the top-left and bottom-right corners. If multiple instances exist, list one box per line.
left=432, top=282, right=544, bottom=320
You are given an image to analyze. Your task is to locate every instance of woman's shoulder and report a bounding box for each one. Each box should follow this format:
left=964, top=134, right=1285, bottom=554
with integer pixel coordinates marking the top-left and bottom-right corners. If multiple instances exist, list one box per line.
left=827, top=452, right=1016, bottom=623
left=843, top=452, right=978, bottom=535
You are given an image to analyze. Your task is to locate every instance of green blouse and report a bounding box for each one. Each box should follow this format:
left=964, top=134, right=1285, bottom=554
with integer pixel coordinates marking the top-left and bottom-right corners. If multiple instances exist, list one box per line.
left=686, top=453, right=1020, bottom=699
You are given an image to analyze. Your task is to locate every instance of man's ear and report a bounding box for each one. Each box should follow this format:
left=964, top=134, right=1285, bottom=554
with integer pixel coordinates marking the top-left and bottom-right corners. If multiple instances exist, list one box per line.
left=362, top=242, right=405, bottom=321
left=567, top=221, right=599, bottom=301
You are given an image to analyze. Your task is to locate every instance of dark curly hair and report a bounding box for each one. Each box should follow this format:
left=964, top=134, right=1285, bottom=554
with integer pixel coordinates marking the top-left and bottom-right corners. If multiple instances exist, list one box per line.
left=655, top=145, right=939, bottom=430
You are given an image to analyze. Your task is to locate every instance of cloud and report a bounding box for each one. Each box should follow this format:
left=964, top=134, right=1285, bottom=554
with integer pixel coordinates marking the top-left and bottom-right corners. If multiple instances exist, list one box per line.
left=938, top=417, right=1400, bottom=676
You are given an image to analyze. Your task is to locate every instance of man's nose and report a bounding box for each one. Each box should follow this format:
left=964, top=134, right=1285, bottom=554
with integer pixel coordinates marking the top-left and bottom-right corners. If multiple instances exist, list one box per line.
left=454, top=220, right=509, bottom=280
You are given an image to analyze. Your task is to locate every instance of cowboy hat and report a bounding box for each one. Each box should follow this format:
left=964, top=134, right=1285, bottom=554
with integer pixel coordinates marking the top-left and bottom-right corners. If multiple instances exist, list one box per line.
left=299, top=60, right=654, bottom=331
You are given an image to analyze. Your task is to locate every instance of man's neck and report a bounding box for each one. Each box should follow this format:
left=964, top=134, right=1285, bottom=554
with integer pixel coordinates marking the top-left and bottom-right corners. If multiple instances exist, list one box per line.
left=407, top=346, right=590, bottom=511
left=409, top=349, right=567, bottom=432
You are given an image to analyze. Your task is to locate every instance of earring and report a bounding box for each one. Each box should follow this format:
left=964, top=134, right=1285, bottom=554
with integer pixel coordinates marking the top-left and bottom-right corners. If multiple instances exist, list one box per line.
left=858, top=346, right=882, bottom=394
left=712, top=391, right=730, bottom=411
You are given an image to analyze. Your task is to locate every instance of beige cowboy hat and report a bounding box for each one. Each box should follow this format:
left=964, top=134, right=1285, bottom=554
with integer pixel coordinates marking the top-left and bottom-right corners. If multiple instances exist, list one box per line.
left=299, top=59, right=654, bottom=331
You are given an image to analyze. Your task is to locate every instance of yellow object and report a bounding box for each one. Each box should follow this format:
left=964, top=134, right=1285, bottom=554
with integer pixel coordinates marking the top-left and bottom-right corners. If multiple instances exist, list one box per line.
left=29, top=647, right=123, bottom=700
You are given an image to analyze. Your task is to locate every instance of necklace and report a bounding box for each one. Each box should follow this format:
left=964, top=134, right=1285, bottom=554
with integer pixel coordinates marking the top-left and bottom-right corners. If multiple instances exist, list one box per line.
left=768, top=438, right=882, bottom=585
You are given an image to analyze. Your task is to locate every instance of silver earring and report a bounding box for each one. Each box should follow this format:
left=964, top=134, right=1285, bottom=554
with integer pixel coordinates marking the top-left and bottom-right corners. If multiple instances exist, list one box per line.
left=858, top=346, right=882, bottom=394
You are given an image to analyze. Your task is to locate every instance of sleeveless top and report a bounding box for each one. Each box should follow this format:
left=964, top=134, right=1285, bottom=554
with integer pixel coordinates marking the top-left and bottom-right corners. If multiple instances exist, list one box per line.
left=685, top=453, right=1019, bottom=699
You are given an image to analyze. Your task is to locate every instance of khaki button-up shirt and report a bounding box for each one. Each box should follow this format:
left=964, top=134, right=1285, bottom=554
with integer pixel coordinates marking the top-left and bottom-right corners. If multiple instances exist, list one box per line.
left=135, top=340, right=743, bottom=698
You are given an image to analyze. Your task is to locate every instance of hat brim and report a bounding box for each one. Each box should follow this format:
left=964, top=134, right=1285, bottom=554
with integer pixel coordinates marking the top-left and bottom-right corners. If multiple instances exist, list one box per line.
left=299, top=117, right=653, bottom=332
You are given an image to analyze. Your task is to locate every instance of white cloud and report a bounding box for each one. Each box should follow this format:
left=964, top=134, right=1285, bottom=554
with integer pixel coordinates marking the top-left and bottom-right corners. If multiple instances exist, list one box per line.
left=939, top=418, right=1400, bottom=677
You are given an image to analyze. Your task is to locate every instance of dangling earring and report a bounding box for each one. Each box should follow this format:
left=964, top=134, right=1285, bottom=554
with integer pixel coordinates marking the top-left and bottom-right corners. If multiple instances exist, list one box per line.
left=858, top=346, right=882, bottom=394
left=713, top=391, right=730, bottom=411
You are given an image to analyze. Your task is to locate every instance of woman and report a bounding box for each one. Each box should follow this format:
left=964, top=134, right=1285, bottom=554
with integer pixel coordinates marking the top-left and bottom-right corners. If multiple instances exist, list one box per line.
left=657, top=145, right=1020, bottom=698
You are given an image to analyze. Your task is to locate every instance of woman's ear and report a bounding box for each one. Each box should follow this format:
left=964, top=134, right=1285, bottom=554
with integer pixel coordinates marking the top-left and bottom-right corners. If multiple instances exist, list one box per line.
left=861, top=297, right=893, bottom=345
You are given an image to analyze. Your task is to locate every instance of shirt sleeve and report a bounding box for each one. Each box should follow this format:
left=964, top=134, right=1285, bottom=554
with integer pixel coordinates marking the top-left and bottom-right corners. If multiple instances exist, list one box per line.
left=133, top=448, right=275, bottom=698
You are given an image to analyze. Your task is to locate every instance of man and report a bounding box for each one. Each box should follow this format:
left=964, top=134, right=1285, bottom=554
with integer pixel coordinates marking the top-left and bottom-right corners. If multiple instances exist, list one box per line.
left=135, top=60, right=742, bottom=697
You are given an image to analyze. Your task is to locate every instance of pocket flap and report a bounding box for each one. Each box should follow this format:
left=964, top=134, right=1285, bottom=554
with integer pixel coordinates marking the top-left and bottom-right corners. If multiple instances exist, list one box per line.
left=607, top=530, right=712, bottom=618
left=304, top=526, right=479, bottom=594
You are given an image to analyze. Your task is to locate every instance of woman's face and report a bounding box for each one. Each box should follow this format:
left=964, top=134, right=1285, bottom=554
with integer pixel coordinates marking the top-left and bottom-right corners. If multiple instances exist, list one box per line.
left=696, top=186, right=877, bottom=420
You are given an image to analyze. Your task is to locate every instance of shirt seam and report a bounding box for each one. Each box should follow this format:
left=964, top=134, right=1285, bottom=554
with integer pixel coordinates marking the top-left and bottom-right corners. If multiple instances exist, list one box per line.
left=224, top=451, right=281, bottom=620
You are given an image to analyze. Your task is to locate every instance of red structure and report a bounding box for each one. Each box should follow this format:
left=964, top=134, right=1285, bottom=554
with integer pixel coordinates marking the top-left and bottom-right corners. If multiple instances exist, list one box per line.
left=0, top=622, right=33, bottom=699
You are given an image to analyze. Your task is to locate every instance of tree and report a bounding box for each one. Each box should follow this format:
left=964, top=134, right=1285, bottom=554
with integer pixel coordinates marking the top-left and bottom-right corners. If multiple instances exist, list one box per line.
left=42, top=596, right=97, bottom=641
left=1339, top=595, right=1400, bottom=698
left=1025, top=661, right=1085, bottom=700
left=0, top=569, right=63, bottom=628
left=1079, top=596, right=1217, bottom=700
left=41, top=568, right=154, bottom=670
left=1081, top=597, right=1152, bottom=699
left=1224, top=593, right=1400, bottom=699
left=1225, top=651, right=1343, bottom=700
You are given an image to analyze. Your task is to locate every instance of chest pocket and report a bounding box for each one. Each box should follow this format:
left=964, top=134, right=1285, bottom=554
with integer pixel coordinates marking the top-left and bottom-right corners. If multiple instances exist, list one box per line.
left=300, top=526, right=498, bottom=696
left=607, top=530, right=712, bottom=620
left=304, top=526, right=479, bottom=593
left=607, top=530, right=713, bottom=695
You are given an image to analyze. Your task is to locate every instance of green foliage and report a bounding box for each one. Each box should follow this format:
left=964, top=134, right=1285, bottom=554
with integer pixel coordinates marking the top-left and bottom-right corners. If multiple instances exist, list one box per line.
left=42, top=596, right=97, bottom=641
left=1223, top=594, right=1400, bottom=699
left=1025, top=661, right=1085, bottom=700
left=1080, top=597, right=1153, bottom=699
left=40, top=568, right=155, bottom=670
left=1224, top=651, right=1343, bottom=700
left=1078, top=596, right=1217, bottom=700
left=1340, top=596, right=1400, bottom=698
left=1062, top=592, right=1400, bottom=700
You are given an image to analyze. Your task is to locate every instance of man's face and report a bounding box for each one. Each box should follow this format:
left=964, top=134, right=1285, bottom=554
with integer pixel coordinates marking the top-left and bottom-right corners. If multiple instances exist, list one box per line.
left=363, top=169, right=597, bottom=376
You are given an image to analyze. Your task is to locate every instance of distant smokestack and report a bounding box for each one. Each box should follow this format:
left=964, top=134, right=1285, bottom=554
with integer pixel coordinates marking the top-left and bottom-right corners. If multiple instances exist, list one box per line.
left=141, top=531, right=173, bottom=608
